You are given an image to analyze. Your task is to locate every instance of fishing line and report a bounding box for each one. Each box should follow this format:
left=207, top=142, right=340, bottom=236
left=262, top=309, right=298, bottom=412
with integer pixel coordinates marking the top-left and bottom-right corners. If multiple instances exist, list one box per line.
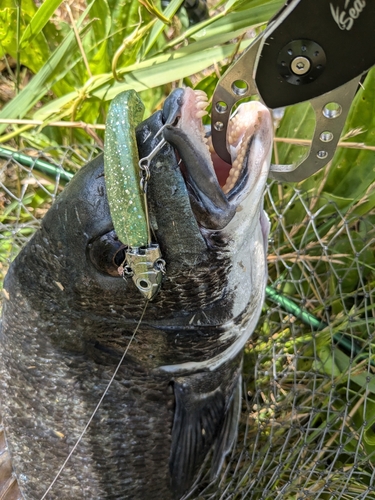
left=40, top=299, right=149, bottom=500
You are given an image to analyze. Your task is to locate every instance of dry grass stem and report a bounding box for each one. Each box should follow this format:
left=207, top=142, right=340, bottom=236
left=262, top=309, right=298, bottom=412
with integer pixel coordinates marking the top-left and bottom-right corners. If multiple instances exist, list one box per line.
left=0, top=119, right=105, bottom=130
left=267, top=253, right=348, bottom=264
left=65, top=2, right=92, bottom=78
left=275, top=137, right=375, bottom=151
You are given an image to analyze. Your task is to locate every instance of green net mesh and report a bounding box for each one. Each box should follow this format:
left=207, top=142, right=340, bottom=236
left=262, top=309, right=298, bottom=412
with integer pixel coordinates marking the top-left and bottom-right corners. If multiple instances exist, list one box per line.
left=1, top=147, right=375, bottom=499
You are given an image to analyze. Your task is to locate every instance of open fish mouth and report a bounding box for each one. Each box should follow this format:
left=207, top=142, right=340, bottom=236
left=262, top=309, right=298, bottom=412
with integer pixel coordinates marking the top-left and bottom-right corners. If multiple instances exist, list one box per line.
left=161, top=87, right=273, bottom=230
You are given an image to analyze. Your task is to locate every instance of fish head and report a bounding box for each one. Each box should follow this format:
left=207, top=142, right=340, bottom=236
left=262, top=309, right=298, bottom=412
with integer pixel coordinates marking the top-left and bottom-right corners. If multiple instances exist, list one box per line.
left=3, top=87, right=273, bottom=359
left=131, top=87, right=273, bottom=370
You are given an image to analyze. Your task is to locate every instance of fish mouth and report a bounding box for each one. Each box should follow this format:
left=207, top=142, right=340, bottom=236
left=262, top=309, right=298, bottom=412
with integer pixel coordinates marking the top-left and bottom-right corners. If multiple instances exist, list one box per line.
left=162, top=87, right=273, bottom=230
left=88, top=89, right=272, bottom=278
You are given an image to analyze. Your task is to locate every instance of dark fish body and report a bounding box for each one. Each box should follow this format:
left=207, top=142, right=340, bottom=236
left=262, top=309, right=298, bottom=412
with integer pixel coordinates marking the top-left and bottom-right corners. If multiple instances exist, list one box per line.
left=0, top=89, right=272, bottom=499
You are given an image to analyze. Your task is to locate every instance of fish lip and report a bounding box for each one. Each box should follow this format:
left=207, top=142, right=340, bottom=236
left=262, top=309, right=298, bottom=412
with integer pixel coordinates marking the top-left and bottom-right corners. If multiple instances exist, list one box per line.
left=136, top=110, right=207, bottom=267
left=161, top=88, right=273, bottom=231
left=87, top=222, right=115, bottom=243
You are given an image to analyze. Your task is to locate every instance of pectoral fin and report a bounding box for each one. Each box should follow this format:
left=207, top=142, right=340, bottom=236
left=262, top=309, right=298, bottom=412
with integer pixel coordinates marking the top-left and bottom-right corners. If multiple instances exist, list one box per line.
left=211, top=375, right=242, bottom=478
left=170, top=370, right=241, bottom=498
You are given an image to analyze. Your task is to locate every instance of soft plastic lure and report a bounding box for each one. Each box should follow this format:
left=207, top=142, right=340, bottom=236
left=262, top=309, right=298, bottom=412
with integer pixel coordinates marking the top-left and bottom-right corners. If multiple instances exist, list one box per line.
left=104, top=90, right=165, bottom=300
left=104, top=90, right=148, bottom=248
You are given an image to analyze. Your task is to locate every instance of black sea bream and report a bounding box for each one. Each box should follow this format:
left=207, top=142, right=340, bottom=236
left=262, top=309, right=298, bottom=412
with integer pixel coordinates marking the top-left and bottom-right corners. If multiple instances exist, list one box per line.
left=0, top=88, right=272, bottom=499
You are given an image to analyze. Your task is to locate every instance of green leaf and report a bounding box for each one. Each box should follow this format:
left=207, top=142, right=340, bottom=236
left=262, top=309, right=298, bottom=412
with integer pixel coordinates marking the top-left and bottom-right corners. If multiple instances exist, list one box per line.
left=19, top=0, right=65, bottom=48
left=0, top=2, right=94, bottom=135
left=275, top=101, right=315, bottom=166
left=34, top=39, right=253, bottom=120
left=226, top=0, right=281, bottom=13
left=142, top=0, right=184, bottom=56
left=139, top=87, right=165, bottom=117
left=0, top=0, right=50, bottom=74
left=351, top=189, right=375, bottom=218
left=86, top=0, right=112, bottom=74
left=363, top=401, right=375, bottom=446
left=333, top=348, right=375, bottom=394
left=325, top=68, right=375, bottom=201
left=107, top=0, right=149, bottom=58
left=193, top=0, right=282, bottom=38
left=161, top=0, right=281, bottom=52
left=0, top=7, right=15, bottom=50
left=1, top=0, right=37, bottom=17
left=312, top=345, right=341, bottom=377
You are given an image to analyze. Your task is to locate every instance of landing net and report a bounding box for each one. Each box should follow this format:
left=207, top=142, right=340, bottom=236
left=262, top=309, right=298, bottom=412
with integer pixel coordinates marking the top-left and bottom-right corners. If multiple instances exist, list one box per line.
left=1, top=140, right=375, bottom=499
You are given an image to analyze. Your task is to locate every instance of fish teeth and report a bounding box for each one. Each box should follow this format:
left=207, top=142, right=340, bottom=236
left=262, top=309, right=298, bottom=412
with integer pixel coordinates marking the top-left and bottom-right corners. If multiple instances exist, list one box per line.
left=223, top=103, right=264, bottom=195
left=195, top=94, right=208, bottom=101
left=223, top=181, right=234, bottom=194
left=196, top=100, right=208, bottom=110
left=194, top=89, right=207, bottom=98
left=196, top=110, right=208, bottom=118
left=222, top=149, right=244, bottom=194
left=194, top=89, right=208, bottom=115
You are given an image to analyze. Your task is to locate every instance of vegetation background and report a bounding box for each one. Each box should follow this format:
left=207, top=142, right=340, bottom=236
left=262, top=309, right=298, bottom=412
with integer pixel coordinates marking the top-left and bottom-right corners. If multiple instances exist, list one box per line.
left=1, top=0, right=375, bottom=497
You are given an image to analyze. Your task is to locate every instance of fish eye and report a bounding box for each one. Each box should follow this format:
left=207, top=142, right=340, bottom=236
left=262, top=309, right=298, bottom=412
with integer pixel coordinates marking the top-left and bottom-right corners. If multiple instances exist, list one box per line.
left=88, top=230, right=127, bottom=277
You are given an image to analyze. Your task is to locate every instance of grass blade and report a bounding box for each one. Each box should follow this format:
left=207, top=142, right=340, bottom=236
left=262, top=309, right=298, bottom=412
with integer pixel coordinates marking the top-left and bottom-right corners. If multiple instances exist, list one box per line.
left=0, top=1, right=94, bottom=135
left=19, top=0, right=65, bottom=48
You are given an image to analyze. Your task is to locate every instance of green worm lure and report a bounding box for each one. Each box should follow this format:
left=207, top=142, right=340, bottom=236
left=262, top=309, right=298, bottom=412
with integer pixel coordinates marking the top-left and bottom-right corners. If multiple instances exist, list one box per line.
left=104, top=90, right=165, bottom=300
left=104, top=89, right=148, bottom=248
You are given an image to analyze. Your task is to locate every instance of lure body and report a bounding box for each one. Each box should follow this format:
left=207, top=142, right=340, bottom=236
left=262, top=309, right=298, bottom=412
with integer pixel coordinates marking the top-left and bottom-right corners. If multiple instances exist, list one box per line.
left=104, top=90, right=148, bottom=248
